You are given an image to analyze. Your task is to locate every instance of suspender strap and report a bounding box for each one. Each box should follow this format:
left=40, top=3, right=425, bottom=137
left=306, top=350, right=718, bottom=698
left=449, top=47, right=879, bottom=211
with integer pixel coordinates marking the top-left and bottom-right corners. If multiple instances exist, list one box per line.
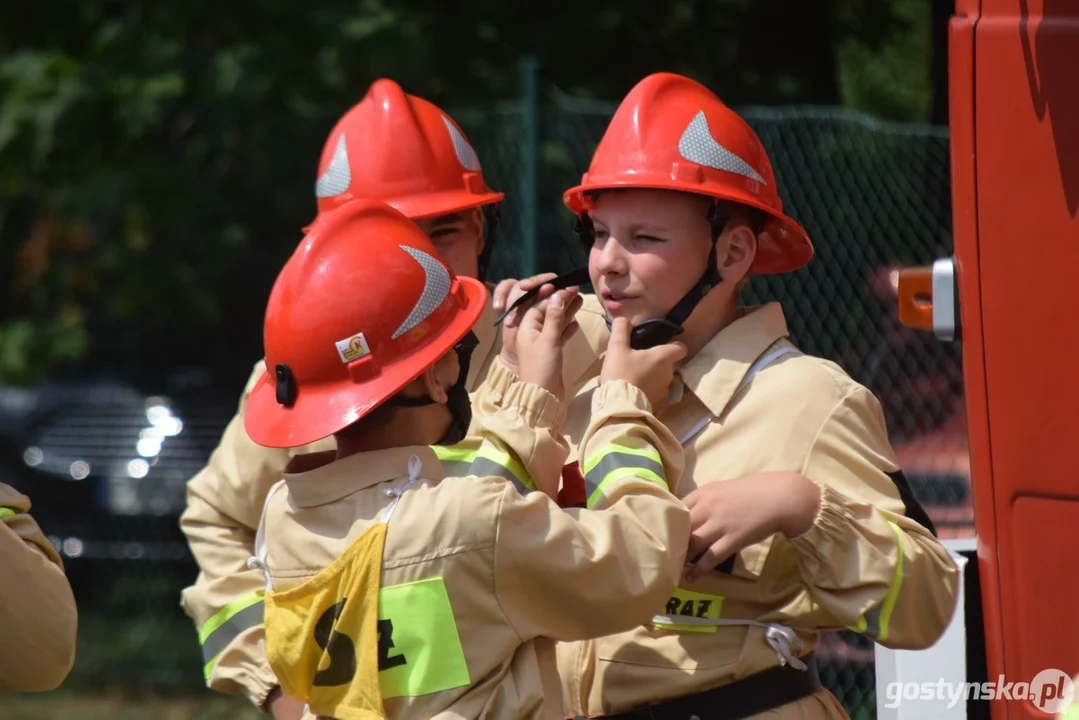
left=598, top=345, right=819, bottom=720
left=247, top=455, right=425, bottom=591
left=680, top=342, right=801, bottom=446
left=249, top=479, right=287, bottom=592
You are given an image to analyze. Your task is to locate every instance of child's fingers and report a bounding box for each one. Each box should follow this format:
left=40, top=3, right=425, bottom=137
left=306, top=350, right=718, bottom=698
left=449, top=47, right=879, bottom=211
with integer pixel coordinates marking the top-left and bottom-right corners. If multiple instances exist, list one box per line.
left=520, top=272, right=559, bottom=291
left=636, top=340, right=688, bottom=368
left=560, top=321, right=581, bottom=345
left=563, top=291, right=584, bottom=321
left=541, top=292, right=567, bottom=343
left=686, top=536, right=735, bottom=579
left=608, top=316, right=632, bottom=352
left=518, top=302, right=547, bottom=338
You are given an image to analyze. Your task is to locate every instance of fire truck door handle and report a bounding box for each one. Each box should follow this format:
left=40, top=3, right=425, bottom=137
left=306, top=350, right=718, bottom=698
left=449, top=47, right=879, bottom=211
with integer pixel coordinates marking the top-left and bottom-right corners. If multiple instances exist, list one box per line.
left=897, top=257, right=959, bottom=342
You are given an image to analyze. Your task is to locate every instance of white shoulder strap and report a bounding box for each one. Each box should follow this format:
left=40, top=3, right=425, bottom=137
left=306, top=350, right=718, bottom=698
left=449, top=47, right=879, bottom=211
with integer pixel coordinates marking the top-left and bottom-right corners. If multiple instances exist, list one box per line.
left=664, top=342, right=809, bottom=672
left=246, top=455, right=426, bottom=594
left=736, top=343, right=800, bottom=397
left=649, top=613, right=808, bottom=671
left=678, top=343, right=801, bottom=446
left=247, top=479, right=287, bottom=592
left=377, top=455, right=423, bottom=524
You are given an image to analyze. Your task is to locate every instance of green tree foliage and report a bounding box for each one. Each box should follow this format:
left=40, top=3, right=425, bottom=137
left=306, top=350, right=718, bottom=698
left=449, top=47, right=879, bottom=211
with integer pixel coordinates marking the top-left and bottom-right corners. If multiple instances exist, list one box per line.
left=0, top=0, right=936, bottom=386
left=837, top=0, right=935, bottom=122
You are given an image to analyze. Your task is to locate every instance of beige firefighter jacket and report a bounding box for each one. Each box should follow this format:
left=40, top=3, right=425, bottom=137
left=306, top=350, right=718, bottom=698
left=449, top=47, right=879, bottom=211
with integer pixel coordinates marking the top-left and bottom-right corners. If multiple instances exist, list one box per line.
left=256, top=372, right=689, bottom=719
left=179, top=292, right=609, bottom=707
left=0, top=482, right=78, bottom=692
left=554, top=302, right=960, bottom=718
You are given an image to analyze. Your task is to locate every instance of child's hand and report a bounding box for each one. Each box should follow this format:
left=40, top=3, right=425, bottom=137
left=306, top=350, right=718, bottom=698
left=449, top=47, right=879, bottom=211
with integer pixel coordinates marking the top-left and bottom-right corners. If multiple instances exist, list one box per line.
left=496, top=273, right=559, bottom=374
left=599, top=317, right=687, bottom=407
left=516, top=289, right=581, bottom=400
left=682, top=472, right=822, bottom=580
left=266, top=688, right=305, bottom=720
left=492, top=272, right=560, bottom=316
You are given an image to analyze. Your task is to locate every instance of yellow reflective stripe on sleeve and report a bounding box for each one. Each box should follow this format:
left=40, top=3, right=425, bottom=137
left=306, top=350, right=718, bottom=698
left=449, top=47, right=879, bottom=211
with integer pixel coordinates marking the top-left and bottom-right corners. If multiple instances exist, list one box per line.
left=431, top=443, right=476, bottom=467
left=650, top=588, right=725, bottom=634
left=847, top=520, right=905, bottom=641
left=873, top=521, right=906, bottom=642
left=432, top=441, right=536, bottom=494
left=582, top=442, right=666, bottom=509
left=378, top=577, right=470, bottom=699
left=0, top=507, right=16, bottom=518
left=199, top=590, right=265, bottom=678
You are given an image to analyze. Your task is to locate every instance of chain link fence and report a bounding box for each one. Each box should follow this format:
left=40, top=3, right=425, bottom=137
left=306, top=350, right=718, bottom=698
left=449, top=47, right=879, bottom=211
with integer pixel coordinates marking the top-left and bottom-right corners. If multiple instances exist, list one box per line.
left=1, top=83, right=968, bottom=720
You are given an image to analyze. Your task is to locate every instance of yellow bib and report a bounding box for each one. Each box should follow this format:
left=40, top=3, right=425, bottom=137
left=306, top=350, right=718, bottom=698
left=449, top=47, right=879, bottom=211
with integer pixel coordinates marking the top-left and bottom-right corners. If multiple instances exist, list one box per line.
left=265, top=520, right=388, bottom=720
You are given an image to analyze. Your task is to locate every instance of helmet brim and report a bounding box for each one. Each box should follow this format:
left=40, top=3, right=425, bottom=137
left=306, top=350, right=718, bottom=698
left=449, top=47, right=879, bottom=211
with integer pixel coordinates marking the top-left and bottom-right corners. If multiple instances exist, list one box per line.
left=398, top=190, right=505, bottom=220
left=317, top=190, right=504, bottom=224
left=244, top=277, right=489, bottom=449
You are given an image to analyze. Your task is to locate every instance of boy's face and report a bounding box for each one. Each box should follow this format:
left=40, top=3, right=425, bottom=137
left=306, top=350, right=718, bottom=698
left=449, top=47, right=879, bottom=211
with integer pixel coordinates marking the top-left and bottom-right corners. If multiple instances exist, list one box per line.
left=588, top=189, right=715, bottom=326
left=414, top=208, right=485, bottom=280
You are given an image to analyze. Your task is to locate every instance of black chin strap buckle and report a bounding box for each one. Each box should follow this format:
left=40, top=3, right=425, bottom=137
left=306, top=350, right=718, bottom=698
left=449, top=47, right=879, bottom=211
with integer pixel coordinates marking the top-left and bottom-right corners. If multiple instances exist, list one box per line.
left=603, top=316, right=686, bottom=350
left=629, top=319, right=685, bottom=350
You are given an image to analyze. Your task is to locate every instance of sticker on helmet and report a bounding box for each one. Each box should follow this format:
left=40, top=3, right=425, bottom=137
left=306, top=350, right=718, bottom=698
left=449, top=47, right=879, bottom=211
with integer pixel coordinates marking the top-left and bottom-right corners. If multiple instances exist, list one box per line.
left=335, top=332, right=371, bottom=363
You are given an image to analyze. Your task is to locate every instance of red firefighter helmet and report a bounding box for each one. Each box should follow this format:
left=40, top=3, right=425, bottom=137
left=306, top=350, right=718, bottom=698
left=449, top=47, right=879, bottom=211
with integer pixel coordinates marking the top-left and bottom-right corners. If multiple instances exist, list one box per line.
left=244, top=200, right=488, bottom=449
left=314, top=79, right=504, bottom=221
left=564, top=72, right=813, bottom=274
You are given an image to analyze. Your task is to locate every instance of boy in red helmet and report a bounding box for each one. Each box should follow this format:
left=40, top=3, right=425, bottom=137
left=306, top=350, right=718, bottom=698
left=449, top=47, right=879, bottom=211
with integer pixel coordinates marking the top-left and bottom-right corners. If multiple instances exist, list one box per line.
left=501, top=73, right=959, bottom=719
left=244, top=199, right=690, bottom=719
left=179, top=78, right=609, bottom=717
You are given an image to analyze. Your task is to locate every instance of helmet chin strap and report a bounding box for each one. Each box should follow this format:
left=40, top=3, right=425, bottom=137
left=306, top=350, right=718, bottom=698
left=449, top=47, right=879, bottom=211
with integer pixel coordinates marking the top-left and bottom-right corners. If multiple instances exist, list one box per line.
left=492, top=202, right=730, bottom=350
left=578, top=202, right=730, bottom=349
left=383, top=331, right=478, bottom=446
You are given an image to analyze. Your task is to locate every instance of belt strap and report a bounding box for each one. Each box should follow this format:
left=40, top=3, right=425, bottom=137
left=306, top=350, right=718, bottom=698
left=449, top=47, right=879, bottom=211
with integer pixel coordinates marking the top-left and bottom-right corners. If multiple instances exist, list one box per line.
left=597, top=652, right=822, bottom=720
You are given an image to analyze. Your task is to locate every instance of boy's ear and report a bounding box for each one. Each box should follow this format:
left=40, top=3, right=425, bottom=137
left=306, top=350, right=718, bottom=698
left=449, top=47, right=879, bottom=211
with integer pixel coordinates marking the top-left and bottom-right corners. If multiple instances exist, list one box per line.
left=717, top=223, right=758, bottom=285
left=470, top=207, right=486, bottom=255
left=420, top=365, right=449, bottom=404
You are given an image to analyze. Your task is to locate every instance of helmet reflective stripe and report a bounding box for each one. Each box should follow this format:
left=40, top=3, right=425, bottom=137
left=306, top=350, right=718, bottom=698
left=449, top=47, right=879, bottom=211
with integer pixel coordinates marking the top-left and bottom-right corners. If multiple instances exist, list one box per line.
left=441, top=116, right=481, bottom=172
left=678, top=111, right=766, bottom=184
left=393, top=246, right=452, bottom=340
left=316, top=134, right=351, bottom=199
